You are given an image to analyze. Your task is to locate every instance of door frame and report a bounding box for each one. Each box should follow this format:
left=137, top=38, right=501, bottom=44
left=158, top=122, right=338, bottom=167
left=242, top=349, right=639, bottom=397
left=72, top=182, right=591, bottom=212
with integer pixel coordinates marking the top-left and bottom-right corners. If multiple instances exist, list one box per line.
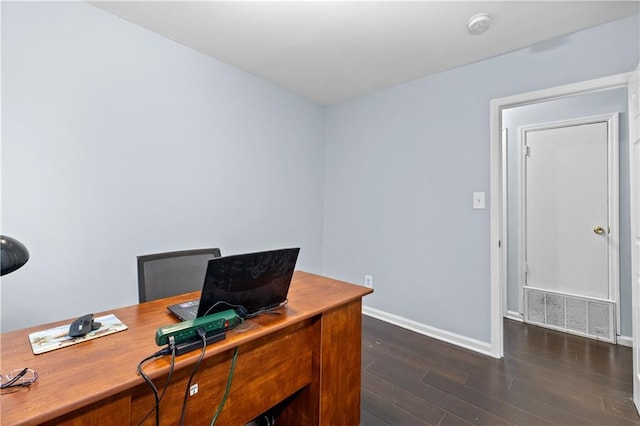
left=489, top=72, right=631, bottom=358
left=628, top=62, right=640, bottom=413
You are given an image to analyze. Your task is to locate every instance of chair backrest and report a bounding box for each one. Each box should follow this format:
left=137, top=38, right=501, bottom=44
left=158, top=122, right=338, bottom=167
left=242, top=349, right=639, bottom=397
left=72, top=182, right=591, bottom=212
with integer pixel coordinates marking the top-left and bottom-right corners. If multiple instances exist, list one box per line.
left=137, top=248, right=222, bottom=303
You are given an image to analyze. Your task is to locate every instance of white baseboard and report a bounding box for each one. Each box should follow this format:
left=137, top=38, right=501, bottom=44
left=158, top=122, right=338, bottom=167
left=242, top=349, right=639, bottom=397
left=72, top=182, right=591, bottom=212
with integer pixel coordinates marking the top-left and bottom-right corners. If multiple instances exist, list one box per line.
left=362, top=306, right=492, bottom=357
left=617, top=335, right=633, bottom=347
left=506, top=311, right=524, bottom=322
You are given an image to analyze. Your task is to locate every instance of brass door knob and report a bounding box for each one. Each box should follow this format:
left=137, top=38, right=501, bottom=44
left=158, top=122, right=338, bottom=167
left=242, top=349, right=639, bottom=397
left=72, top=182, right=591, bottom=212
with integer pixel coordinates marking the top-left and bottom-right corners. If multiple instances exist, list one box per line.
left=593, top=226, right=605, bottom=235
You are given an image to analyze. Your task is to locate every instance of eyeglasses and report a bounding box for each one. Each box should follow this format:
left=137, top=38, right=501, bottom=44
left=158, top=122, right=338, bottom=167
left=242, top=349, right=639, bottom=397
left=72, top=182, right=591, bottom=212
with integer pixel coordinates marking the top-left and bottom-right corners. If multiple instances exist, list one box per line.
left=1, top=368, right=39, bottom=391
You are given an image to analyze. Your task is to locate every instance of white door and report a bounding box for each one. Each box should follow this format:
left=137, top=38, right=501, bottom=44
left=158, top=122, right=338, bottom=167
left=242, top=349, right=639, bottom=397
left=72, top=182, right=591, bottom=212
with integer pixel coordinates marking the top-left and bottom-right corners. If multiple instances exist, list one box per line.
left=523, top=120, right=611, bottom=298
left=628, top=62, right=640, bottom=413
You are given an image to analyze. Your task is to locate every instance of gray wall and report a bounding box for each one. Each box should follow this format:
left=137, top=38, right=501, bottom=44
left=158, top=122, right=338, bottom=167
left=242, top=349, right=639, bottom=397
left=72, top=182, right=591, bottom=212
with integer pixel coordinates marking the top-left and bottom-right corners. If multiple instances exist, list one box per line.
left=322, top=14, right=639, bottom=343
left=1, top=2, right=325, bottom=331
left=503, top=88, right=631, bottom=336
left=2, top=2, right=639, bottom=347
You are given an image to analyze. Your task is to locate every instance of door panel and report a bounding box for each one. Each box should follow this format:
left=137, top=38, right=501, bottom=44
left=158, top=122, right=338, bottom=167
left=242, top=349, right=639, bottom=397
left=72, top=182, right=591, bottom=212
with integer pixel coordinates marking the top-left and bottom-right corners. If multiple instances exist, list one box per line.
left=524, top=122, right=609, bottom=298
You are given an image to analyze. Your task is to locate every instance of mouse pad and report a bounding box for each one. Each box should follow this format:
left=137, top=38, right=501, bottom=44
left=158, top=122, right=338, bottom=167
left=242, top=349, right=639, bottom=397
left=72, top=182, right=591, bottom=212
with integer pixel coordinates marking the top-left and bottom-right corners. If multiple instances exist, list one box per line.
left=28, top=314, right=127, bottom=355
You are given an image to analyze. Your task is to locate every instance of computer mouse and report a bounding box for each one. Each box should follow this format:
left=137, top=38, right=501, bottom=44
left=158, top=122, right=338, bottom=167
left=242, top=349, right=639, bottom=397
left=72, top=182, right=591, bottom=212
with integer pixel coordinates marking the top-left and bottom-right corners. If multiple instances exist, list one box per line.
left=68, top=314, right=101, bottom=338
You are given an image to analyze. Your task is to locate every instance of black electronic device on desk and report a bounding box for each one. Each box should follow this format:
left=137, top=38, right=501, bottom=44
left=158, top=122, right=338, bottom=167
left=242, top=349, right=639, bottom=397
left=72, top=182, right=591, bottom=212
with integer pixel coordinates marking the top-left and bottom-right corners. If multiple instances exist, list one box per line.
left=166, top=247, right=300, bottom=321
left=68, top=314, right=101, bottom=337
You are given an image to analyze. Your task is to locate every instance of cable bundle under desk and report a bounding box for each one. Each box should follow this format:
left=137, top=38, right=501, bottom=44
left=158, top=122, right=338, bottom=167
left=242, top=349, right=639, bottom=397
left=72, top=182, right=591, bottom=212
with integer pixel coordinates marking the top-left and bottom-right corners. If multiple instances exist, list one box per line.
left=137, top=309, right=243, bottom=426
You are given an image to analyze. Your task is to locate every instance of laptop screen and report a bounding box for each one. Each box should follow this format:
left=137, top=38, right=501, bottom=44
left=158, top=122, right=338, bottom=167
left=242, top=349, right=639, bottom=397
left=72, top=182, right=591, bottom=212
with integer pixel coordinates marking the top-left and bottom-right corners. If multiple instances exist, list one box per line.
left=196, top=247, right=300, bottom=317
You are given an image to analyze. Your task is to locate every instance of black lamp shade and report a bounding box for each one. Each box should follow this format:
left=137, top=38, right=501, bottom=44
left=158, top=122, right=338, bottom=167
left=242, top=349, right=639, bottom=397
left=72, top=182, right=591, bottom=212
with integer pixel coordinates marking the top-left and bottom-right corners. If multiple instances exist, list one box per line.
left=0, top=235, right=30, bottom=276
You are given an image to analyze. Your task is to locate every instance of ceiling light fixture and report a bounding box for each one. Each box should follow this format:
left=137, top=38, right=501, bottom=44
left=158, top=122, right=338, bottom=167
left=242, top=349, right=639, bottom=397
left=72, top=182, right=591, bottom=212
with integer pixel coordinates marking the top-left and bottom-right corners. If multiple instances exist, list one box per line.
left=467, top=13, right=491, bottom=35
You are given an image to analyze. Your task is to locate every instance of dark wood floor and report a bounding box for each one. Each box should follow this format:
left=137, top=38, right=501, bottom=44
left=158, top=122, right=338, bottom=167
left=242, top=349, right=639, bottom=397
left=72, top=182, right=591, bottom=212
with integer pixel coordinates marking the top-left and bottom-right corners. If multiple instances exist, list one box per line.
left=361, top=315, right=640, bottom=425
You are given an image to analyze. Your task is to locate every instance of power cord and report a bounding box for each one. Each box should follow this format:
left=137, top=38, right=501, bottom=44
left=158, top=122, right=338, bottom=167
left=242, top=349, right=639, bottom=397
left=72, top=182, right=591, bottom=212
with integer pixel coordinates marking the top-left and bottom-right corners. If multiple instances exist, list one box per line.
left=244, top=300, right=288, bottom=319
left=179, top=328, right=208, bottom=426
left=137, top=336, right=177, bottom=426
left=172, top=326, right=239, bottom=425
left=210, top=346, right=239, bottom=425
left=137, top=325, right=240, bottom=425
left=202, top=301, right=246, bottom=317
left=202, top=300, right=288, bottom=319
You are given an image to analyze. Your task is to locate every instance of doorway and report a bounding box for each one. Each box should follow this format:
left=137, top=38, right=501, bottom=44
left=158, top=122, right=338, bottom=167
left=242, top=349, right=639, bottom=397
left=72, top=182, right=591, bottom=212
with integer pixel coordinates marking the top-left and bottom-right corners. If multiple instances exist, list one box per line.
left=488, top=72, right=633, bottom=358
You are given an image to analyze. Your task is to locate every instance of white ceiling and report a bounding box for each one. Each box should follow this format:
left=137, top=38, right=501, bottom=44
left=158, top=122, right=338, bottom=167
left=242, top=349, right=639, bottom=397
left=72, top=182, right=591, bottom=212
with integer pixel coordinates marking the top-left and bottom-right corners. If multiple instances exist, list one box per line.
left=90, top=1, right=640, bottom=105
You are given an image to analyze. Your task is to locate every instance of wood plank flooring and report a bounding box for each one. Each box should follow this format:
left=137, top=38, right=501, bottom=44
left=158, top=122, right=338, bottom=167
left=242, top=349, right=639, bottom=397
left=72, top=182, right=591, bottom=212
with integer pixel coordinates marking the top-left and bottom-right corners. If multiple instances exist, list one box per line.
left=361, top=315, right=640, bottom=425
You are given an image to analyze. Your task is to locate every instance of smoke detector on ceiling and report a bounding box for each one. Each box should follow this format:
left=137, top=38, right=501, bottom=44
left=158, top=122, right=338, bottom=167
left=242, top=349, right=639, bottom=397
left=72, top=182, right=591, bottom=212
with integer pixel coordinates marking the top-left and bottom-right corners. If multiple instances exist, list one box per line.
left=467, top=13, right=491, bottom=35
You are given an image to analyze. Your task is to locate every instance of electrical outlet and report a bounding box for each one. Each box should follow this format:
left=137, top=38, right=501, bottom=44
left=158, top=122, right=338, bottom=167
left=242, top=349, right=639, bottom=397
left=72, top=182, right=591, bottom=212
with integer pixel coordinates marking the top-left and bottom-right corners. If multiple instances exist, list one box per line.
left=364, top=275, right=373, bottom=289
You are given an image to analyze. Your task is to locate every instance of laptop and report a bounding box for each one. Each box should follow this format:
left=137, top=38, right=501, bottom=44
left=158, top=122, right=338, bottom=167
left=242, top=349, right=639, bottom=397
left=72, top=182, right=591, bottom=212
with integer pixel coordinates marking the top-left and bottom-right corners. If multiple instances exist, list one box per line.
left=167, top=247, right=300, bottom=321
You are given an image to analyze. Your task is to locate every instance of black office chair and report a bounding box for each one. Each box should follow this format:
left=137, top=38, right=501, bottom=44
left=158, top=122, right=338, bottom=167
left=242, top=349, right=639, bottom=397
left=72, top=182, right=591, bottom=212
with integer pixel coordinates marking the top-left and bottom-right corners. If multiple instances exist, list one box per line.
left=137, top=248, right=222, bottom=303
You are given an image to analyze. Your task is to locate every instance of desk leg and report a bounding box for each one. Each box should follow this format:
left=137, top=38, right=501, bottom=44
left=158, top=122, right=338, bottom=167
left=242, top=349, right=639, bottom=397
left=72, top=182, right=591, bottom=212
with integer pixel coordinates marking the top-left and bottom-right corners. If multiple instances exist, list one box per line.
left=280, top=298, right=363, bottom=425
left=319, top=298, right=362, bottom=425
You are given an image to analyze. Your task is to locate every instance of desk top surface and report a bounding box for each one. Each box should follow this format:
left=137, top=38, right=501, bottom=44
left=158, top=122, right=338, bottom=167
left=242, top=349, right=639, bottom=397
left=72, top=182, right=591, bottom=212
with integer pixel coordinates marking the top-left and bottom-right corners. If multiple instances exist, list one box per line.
left=0, top=271, right=371, bottom=425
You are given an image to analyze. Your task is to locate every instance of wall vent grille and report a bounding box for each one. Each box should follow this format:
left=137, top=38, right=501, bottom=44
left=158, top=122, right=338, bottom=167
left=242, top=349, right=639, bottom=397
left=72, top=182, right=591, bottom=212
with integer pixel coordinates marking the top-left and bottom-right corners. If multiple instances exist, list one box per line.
left=524, top=287, right=615, bottom=343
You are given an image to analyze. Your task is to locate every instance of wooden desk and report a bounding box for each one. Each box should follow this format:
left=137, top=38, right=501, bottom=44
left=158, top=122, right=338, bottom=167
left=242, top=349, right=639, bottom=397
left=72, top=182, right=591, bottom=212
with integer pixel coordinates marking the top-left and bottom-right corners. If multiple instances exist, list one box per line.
left=0, top=271, right=372, bottom=425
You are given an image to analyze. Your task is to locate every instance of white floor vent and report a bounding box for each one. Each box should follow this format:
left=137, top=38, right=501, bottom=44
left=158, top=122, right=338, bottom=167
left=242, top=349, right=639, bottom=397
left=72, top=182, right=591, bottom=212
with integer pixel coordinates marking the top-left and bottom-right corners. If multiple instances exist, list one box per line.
left=524, top=287, right=615, bottom=343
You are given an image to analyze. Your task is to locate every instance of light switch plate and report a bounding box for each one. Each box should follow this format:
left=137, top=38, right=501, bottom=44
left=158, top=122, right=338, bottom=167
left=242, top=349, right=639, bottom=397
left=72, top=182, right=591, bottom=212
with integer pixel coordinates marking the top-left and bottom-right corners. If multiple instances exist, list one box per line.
left=473, top=192, right=485, bottom=209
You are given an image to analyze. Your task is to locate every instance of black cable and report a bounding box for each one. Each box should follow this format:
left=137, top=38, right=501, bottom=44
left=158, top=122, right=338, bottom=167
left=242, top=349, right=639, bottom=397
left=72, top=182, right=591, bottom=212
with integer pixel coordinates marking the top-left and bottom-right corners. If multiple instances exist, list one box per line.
left=137, top=353, right=160, bottom=425
left=202, top=300, right=287, bottom=319
left=179, top=328, right=208, bottom=426
left=202, top=301, right=246, bottom=317
left=244, top=300, right=288, bottom=319
left=137, top=338, right=177, bottom=426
